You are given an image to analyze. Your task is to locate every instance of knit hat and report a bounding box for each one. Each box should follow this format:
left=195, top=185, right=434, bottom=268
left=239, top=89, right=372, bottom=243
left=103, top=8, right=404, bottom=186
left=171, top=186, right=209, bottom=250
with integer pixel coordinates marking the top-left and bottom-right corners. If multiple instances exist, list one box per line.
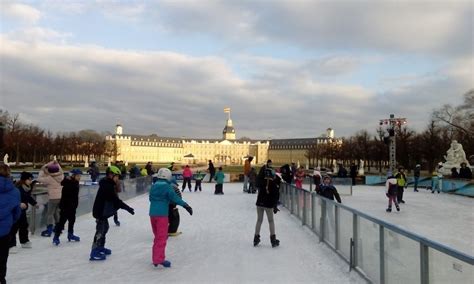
left=20, top=171, right=33, bottom=180
left=47, top=163, right=60, bottom=173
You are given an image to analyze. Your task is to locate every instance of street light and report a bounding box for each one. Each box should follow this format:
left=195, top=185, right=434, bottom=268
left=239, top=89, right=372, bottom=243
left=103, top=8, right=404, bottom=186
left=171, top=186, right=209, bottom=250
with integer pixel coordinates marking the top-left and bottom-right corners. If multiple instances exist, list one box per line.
left=379, top=114, right=407, bottom=173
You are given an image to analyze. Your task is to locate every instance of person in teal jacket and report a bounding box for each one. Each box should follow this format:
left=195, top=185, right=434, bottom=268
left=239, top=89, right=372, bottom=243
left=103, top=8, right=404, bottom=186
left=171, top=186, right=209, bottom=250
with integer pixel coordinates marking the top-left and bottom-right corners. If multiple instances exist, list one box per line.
left=149, top=168, right=193, bottom=268
left=214, top=167, right=225, bottom=195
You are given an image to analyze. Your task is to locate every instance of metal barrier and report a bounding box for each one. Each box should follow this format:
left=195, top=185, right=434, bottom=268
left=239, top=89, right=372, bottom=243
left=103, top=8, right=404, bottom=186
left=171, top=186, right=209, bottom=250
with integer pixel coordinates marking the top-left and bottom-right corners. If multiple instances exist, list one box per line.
left=280, top=183, right=474, bottom=284
left=29, top=176, right=152, bottom=234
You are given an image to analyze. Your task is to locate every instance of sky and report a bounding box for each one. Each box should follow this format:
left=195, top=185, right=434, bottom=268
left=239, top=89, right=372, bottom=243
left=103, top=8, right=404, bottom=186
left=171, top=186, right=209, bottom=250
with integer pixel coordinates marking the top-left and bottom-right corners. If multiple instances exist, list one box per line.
left=0, top=0, right=472, bottom=139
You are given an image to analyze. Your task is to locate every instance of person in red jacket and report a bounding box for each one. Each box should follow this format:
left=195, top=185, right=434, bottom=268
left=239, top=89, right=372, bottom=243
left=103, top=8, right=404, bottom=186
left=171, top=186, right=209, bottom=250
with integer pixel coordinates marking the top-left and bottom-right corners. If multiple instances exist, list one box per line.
left=181, top=165, right=193, bottom=192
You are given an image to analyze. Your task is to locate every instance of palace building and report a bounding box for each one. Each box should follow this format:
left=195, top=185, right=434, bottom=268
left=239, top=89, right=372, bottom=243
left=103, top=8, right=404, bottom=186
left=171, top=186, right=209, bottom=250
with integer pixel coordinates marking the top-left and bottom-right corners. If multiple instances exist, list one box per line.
left=106, top=112, right=338, bottom=166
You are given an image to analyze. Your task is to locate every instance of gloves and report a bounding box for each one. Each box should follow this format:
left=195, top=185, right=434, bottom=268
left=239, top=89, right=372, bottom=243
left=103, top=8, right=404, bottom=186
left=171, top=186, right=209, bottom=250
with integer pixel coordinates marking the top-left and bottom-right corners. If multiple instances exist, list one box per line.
left=184, top=204, right=193, bottom=216
left=273, top=207, right=280, bottom=214
left=126, top=206, right=135, bottom=215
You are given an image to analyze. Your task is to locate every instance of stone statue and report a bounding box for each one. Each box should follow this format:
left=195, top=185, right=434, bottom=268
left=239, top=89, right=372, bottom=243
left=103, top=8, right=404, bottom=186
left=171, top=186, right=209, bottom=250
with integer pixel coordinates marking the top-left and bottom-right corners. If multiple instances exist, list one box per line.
left=358, top=159, right=365, bottom=176
left=3, top=154, right=8, bottom=165
left=84, top=156, right=89, bottom=168
left=107, top=157, right=111, bottom=167
left=441, top=140, right=470, bottom=175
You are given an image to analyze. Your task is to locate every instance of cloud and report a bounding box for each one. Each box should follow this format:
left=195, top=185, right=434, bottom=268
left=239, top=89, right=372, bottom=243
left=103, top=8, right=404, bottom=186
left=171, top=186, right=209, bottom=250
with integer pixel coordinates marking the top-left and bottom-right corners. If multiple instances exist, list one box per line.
left=1, top=2, right=42, bottom=24
left=5, top=27, right=72, bottom=44
left=152, top=1, right=472, bottom=57
left=1, top=35, right=471, bottom=139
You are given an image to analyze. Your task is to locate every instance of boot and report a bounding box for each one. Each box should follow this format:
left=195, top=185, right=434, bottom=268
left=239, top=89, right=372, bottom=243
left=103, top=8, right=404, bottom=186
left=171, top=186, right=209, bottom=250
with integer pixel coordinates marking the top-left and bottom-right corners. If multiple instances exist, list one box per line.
left=154, top=260, right=171, bottom=268
left=41, top=224, right=54, bottom=237
left=253, top=234, right=260, bottom=247
left=98, top=247, right=112, bottom=255
left=68, top=232, right=80, bottom=242
left=396, top=205, right=400, bottom=211
left=90, top=248, right=106, bottom=261
left=270, top=235, right=280, bottom=248
left=52, top=236, right=60, bottom=246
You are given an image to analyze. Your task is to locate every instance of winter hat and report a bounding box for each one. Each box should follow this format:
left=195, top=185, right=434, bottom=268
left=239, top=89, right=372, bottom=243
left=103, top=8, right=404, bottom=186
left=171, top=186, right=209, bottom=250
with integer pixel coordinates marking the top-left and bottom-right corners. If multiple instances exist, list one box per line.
left=70, top=169, right=83, bottom=175
left=20, top=171, right=33, bottom=180
left=47, top=163, right=60, bottom=173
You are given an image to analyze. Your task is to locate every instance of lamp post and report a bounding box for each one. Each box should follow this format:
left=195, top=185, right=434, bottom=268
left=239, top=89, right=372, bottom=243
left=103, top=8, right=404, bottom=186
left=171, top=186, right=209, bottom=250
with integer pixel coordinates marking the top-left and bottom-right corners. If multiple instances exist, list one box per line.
left=379, top=114, right=407, bottom=173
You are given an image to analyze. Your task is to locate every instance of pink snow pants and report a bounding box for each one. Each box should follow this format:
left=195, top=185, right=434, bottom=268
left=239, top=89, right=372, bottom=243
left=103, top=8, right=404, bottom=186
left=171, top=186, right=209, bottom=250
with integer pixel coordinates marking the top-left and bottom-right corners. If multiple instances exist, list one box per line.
left=150, top=216, right=169, bottom=264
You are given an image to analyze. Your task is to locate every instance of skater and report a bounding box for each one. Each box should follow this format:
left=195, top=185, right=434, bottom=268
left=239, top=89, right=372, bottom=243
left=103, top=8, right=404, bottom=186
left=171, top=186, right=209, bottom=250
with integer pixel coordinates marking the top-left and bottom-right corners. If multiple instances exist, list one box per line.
left=337, top=164, right=348, bottom=178
left=214, top=167, right=225, bottom=194
left=0, top=164, right=21, bottom=284
left=290, top=163, right=297, bottom=184
left=129, top=164, right=140, bottom=179
left=146, top=162, right=154, bottom=176
left=38, top=161, right=64, bottom=237
left=295, top=166, right=305, bottom=188
left=312, top=167, right=322, bottom=193
left=254, top=160, right=280, bottom=248
left=168, top=178, right=183, bottom=236
left=87, top=161, right=100, bottom=183
left=10, top=172, right=37, bottom=250
left=89, top=166, right=135, bottom=261
left=52, top=169, right=82, bottom=246
left=432, top=163, right=443, bottom=194
left=194, top=171, right=204, bottom=192
left=459, top=162, right=472, bottom=179
left=279, top=164, right=293, bottom=184
left=350, top=163, right=357, bottom=186
left=207, top=160, right=216, bottom=182
left=394, top=167, right=407, bottom=203
left=149, top=168, right=193, bottom=267
left=243, top=156, right=253, bottom=192
left=413, top=164, right=421, bottom=192
left=450, top=167, right=459, bottom=178
left=385, top=176, right=400, bottom=212
left=318, top=176, right=342, bottom=203
left=248, top=167, right=257, bottom=194
left=181, top=165, right=193, bottom=192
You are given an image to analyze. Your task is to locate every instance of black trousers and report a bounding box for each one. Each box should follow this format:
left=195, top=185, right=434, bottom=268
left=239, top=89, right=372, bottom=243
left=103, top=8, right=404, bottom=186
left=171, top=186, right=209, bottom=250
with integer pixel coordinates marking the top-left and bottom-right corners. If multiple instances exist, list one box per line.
left=397, top=186, right=404, bottom=202
left=182, top=178, right=192, bottom=191
left=194, top=180, right=202, bottom=191
left=168, top=206, right=180, bottom=233
left=209, top=172, right=215, bottom=182
left=91, top=219, right=109, bottom=250
left=9, top=212, right=29, bottom=247
left=54, top=208, right=77, bottom=237
left=214, top=184, right=223, bottom=194
left=0, top=234, right=10, bottom=284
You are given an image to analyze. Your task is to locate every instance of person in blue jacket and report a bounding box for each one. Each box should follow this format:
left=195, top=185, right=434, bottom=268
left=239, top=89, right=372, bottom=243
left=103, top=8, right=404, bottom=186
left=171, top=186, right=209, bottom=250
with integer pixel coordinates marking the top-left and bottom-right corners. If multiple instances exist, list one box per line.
left=149, top=168, right=193, bottom=268
left=0, top=164, right=21, bottom=284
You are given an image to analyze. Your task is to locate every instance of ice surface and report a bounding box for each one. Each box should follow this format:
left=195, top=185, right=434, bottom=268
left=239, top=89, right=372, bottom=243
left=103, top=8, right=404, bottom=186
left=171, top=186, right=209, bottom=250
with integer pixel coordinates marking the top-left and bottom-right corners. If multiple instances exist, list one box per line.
left=8, top=183, right=364, bottom=284
left=342, top=185, right=474, bottom=255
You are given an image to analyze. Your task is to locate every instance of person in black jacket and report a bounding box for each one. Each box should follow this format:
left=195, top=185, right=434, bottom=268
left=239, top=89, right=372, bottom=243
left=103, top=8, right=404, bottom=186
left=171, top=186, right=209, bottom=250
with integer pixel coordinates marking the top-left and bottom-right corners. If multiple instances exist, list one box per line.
left=279, top=164, right=293, bottom=184
left=459, top=163, right=472, bottom=179
left=10, top=172, right=37, bottom=250
left=52, top=169, right=83, bottom=246
left=254, top=160, right=280, bottom=248
left=207, top=160, right=215, bottom=182
left=318, top=176, right=342, bottom=203
left=89, top=166, right=135, bottom=261
left=349, top=163, right=357, bottom=185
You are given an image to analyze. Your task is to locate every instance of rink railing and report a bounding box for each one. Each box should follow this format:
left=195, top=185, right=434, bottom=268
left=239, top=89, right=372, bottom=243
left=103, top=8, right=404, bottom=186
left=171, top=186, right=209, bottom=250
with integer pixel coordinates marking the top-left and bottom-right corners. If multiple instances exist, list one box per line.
left=279, top=183, right=474, bottom=284
left=30, top=176, right=153, bottom=234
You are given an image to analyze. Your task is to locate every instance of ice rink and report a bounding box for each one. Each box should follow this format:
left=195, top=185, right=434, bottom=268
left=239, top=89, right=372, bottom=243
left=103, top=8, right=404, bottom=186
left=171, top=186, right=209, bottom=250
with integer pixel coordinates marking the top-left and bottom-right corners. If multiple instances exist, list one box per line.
left=8, top=183, right=365, bottom=284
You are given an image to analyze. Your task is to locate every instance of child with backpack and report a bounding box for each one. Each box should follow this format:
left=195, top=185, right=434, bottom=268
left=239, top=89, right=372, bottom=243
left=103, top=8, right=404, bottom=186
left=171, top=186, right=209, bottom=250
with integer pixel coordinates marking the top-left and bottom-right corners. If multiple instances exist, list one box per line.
left=194, top=171, right=204, bottom=192
left=38, top=161, right=64, bottom=237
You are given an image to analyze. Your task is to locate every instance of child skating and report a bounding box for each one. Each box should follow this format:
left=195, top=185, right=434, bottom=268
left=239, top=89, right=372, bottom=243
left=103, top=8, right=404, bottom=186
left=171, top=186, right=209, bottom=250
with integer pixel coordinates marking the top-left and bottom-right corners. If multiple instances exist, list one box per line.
left=52, top=169, right=82, bottom=246
left=385, top=176, right=400, bottom=212
left=89, top=166, right=135, bottom=261
left=149, top=168, right=193, bottom=267
left=214, top=167, right=225, bottom=195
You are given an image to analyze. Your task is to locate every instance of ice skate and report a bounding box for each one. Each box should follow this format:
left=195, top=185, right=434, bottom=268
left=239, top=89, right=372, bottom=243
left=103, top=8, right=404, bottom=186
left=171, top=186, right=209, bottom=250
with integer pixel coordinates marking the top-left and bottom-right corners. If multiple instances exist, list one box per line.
left=52, top=236, right=60, bottom=246
left=154, top=260, right=171, bottom=268
left=386, top=207, right=392, bottom=212
left=41, top=224, right=54, bottom=237
left=68, top=233, right=80, bottom=242
left=270, top=235, right=280, bottom=248
left=253, top=234, right=260, bottom=247
left=90, top=248, right=107, bottom=261
left=21, top=242, right=32, bottom=248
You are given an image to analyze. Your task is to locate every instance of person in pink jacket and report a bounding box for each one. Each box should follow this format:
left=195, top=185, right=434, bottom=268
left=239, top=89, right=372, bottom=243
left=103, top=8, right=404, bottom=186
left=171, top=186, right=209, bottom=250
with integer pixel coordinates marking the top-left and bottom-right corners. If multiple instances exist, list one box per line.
left=38, top=161, right=64, bottom=237
left=181, top=165, right=193, bottom=192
